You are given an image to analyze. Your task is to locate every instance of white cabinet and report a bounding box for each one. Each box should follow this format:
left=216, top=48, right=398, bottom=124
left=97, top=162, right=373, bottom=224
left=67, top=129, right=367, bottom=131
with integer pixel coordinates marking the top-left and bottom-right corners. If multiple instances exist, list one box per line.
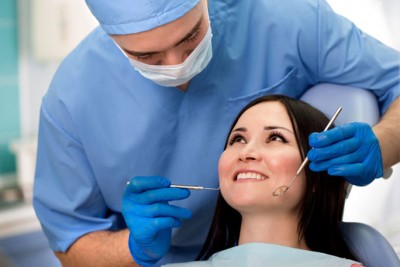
left=0, top=203, right=41, bottom=239
left=29, top=0, right=98, bottom=62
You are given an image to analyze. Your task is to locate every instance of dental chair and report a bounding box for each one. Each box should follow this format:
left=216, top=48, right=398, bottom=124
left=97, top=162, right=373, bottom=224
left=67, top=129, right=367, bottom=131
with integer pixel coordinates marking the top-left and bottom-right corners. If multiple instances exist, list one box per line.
left=301, top=83, right=400, bottom=267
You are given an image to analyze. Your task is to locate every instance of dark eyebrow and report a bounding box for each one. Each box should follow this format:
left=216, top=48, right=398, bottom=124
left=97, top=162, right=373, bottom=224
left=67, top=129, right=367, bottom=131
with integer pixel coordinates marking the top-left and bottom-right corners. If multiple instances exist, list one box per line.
left=232, top=127, right=247, bottom=133
left=264, top=126, right=294, bottom=134
left=123, top=15, right=203, bottom=57
left=232, top=126, right=294, bottom=134
left=175, top=16, right=203, bottom=47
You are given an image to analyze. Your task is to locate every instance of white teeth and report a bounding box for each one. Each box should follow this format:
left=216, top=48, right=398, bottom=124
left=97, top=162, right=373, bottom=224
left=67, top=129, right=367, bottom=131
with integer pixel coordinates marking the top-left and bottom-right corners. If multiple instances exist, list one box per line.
left=236, top=172, right=268, bottom=180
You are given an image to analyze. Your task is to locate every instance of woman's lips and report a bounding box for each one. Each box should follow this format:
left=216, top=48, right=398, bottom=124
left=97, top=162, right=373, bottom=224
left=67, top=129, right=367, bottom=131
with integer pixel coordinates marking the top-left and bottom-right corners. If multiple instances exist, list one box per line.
left=235, top=172, right=269, bottom=181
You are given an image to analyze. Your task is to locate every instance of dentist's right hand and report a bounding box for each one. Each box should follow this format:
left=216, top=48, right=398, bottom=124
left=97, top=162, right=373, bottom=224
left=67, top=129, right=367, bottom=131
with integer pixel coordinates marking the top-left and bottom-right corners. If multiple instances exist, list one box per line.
left=122, top=176, right=192, bottom=267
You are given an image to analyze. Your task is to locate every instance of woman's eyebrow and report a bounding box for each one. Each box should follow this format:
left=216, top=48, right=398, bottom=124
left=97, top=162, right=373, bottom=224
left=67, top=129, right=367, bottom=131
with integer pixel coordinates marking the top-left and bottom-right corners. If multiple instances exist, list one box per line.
left=232, top=127, right=247, bottom=132
left=264, top=125, right=294, bottom=134
left=232, top=126, right=294, bottom=134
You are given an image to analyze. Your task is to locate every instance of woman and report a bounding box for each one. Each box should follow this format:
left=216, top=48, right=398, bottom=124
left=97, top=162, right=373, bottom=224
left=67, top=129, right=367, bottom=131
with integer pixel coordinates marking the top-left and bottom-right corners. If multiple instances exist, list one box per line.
left=165, top=95, right=363, bottom=266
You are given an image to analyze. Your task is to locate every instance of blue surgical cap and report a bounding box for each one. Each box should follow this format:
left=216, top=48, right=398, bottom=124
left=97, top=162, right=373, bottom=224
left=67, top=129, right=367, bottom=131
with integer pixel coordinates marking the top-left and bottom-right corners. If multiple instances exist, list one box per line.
left=85, top=0, right=201, bottom=35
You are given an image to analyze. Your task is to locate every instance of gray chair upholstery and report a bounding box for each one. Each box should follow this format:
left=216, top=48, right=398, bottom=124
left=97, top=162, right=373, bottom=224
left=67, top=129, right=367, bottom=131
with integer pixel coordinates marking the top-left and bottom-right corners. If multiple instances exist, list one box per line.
left=301, top=83, right=400, bottom=267
left=340, top=222, right=400, bottom=267
left=300, top=83, right=380, bottom=127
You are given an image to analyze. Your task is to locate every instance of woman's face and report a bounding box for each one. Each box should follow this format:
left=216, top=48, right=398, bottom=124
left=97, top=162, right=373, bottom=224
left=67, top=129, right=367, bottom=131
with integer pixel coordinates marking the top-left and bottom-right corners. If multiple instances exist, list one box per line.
left=219, top=101, right=306, bottom=215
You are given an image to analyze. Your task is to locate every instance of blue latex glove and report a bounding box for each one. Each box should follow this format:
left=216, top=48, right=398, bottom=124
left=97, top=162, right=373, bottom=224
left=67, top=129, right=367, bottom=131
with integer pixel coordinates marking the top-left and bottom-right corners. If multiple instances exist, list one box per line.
left=308, top=122, right=383, bottom=186
left=122, top=176, right=192, bottom=266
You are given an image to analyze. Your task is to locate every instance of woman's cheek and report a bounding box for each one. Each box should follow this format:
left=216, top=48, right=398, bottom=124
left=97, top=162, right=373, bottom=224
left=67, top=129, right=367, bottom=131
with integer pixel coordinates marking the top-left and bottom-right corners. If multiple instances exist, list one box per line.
left=218, top=152, right=231, bottom=184
left=218, top=151, right=236, bottom=199
left=267, top=151, right=301, bottom=183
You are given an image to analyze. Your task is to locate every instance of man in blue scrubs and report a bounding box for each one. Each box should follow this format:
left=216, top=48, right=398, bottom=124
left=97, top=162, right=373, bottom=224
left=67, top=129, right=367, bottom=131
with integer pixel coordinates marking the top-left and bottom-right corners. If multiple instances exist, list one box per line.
left=33, top=0, right=400, bottom=266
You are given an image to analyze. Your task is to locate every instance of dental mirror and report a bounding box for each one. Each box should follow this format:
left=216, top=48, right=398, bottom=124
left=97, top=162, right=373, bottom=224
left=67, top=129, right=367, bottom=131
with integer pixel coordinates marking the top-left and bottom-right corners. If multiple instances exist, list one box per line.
left=272, top=106, right=343, bottom=197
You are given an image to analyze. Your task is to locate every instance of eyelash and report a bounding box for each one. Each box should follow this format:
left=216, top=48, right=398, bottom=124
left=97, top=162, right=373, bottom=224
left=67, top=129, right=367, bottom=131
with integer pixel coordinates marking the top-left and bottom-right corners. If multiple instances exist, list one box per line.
left=267, top=131, right=288, bottom=143
left=134, top=28, right=201, bottom=62
left=185, top=28, right=201, bottom=43
left=228, top=132, right=245, bottom=146
left=227, top=131, right=288, bottom=146
left=135, top=54, right=154, bottom=61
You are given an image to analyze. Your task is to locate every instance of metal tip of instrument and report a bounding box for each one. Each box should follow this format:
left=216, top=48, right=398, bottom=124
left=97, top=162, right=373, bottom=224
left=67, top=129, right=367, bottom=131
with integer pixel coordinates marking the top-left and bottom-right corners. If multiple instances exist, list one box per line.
left=126, top=182, right=219, bottom=191
left=170, top=184, right=220, bottom=191
left=202, top=187, right=220, bottom=191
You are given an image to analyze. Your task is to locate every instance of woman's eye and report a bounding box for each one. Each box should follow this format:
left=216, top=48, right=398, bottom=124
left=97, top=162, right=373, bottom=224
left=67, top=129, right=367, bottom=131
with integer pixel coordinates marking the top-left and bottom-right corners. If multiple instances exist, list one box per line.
left=267, top=132, right=287, bottom=143
left=228, top=134, right=246, bottom=145
left=235, top=137, right=246, bottom=143
left=270, top=135, right=283, bottom=142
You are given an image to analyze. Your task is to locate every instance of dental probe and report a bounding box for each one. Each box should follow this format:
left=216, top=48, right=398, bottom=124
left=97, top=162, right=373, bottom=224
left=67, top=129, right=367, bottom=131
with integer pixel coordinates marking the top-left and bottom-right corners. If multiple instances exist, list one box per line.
left=272, top=106, right=343, bottom=197
left=126, top=181, right=220, bottom=191
left=170, top=184, right=220, bottom=190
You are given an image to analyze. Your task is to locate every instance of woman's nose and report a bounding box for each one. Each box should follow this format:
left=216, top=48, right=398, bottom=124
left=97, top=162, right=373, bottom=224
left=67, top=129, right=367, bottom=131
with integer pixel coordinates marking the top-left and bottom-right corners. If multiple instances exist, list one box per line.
left=239, top=145, right=262, bottom=162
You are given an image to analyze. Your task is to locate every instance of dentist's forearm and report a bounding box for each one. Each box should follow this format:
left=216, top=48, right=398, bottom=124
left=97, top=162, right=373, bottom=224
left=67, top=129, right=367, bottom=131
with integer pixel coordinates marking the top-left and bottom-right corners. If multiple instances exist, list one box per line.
left=55, top=229, right=139, bottom=267
left=373, top=96, right=400, bottom=170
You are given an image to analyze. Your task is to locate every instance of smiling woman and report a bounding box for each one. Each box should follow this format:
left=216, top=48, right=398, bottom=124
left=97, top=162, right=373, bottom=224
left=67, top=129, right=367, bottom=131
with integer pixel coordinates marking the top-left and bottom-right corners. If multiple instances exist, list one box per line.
left=163, top=95, right=363, bottom=266
left=219, top=101, right=305, bottom=219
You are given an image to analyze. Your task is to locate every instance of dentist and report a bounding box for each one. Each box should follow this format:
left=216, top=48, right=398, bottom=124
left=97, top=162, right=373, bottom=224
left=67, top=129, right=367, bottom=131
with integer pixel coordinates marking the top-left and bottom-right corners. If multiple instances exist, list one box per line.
left=33, top=0, right=400, bottom=266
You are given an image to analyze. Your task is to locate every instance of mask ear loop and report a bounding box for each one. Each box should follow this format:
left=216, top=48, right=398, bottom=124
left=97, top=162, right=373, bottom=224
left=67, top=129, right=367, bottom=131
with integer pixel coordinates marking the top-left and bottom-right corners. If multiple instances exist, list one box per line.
left=112, top=39, right=130, bottom=59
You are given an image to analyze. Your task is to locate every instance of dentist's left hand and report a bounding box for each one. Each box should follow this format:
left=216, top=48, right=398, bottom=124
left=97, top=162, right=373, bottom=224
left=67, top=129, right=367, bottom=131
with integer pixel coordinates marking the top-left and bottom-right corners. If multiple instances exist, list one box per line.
left=122, top=176, right=192, bottom=267
left=307, top=122, right=383, bottom=186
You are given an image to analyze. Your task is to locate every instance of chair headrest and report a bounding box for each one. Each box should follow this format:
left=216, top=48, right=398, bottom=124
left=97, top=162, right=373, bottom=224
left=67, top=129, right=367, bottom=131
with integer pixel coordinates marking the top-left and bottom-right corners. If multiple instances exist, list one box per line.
left=300, top=83, right=380, bottom=126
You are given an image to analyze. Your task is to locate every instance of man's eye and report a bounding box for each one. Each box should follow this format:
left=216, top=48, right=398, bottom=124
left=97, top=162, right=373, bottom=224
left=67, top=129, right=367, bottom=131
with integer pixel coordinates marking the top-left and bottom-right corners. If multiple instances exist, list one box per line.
left=135, top=54, right=153, bottom=61
left=185, top=29, right=200, bottom=44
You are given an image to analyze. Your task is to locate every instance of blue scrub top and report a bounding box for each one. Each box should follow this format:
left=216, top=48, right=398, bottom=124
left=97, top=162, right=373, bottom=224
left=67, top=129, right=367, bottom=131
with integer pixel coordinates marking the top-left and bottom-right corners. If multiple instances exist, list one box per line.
left=33, top=0, right=400, bottom=265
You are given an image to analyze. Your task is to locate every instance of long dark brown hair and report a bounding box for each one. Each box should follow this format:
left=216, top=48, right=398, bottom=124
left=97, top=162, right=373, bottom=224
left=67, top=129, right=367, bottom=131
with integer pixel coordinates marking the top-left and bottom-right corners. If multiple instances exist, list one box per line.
left=197, top=95, right=356, bottom=260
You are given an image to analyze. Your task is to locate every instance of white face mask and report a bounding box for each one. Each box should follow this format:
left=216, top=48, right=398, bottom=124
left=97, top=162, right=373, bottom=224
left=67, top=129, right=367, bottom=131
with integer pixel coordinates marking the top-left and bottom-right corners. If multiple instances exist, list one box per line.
left=116, top=26, right=213, bottom=87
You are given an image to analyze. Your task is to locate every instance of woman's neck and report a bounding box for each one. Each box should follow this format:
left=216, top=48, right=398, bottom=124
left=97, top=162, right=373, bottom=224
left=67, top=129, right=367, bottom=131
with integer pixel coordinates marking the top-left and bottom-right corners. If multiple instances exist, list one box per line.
left=238, top=213, right=310, bottom=250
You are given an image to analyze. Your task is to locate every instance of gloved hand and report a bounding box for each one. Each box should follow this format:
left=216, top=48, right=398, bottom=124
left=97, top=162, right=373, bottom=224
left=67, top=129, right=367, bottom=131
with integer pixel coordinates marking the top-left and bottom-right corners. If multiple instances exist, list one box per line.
left=307, top=122, right=383, bottom=186
left=122, top=176, right=192, bottom=266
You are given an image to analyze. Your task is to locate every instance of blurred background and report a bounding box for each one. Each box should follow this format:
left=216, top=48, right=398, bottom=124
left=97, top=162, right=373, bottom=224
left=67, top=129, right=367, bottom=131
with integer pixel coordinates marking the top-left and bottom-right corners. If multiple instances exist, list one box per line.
left=0, top=0, right=399, bottom=266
